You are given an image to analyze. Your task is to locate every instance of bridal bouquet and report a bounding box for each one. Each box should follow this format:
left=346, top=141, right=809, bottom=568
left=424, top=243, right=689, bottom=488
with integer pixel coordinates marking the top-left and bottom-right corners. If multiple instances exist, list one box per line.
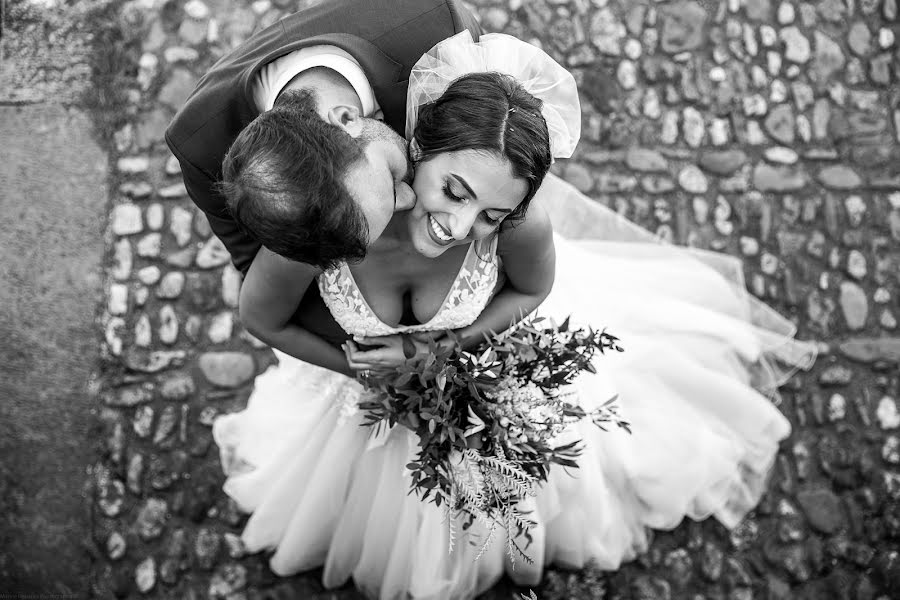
left=357, top=316, right=629, bottom=565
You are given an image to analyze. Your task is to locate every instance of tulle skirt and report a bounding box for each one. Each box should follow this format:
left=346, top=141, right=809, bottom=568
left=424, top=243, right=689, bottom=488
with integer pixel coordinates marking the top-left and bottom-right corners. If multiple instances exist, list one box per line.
left=212, top=175, right=817, bottom=599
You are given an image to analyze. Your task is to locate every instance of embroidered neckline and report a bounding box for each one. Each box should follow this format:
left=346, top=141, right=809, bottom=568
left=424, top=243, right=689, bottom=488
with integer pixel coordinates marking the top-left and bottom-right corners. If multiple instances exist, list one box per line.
left=317, top=240, right=500, bottom=336
left=343, top=243, right=475, bottom=330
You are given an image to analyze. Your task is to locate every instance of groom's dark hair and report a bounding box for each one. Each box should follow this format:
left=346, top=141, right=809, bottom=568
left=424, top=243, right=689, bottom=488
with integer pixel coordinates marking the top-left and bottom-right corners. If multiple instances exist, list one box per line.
left=219, top=89, right=369, bottom=269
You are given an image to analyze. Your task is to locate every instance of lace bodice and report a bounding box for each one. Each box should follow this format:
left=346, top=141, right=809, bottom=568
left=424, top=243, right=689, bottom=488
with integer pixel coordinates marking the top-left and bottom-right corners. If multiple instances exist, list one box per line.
left=317, top=240, right=501, bottom=337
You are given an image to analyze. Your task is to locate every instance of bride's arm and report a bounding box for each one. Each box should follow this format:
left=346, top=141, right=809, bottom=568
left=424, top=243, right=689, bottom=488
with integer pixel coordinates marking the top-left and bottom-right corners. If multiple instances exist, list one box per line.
left=453, top=202, right=556, bottom=349
left=239, top=247, right=354, bottom=376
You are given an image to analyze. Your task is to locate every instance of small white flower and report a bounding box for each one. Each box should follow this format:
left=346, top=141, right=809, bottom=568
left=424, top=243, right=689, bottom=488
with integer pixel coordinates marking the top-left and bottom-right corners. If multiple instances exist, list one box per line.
left=464, top=405, right=486, bottom=437
left=527, top=403, right=557, bottom=425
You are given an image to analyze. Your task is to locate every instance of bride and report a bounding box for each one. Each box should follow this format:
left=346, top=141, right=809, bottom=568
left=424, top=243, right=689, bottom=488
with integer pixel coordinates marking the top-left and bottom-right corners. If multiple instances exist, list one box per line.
left=213, top=31, right=817, bottom=599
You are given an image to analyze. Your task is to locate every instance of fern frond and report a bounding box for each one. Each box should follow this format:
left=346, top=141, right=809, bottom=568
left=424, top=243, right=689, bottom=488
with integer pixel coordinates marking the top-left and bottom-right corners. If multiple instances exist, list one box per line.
left=479, top=455, right=534, bottom=480
left=473, top=519, right=498, bottom=562
left=504, top=508, right=536, bottom=568
left=443, top=487, right=457, bottom=555
left=508, top=507, right=537, bottom=533
left=453, top=450, right=487, bottom=510
left=479, top=456, right=537, bottom=496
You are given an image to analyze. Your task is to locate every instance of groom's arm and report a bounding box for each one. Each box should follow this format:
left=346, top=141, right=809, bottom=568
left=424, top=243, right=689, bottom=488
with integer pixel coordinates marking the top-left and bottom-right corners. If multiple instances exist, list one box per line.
left=239, top=247, right=355, bottom=376
left=166, top=137, right=261, bottom=276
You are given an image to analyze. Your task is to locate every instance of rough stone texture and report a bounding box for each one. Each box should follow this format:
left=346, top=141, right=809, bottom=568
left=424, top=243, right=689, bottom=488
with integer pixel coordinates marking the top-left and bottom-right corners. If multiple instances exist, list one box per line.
left=67, top=0, right=900, bottom=599
left=0, top=103, right=106, bottom=594
left=0, top=0, right=104, bottom=104
left=198, top=352, right=256, bottom=387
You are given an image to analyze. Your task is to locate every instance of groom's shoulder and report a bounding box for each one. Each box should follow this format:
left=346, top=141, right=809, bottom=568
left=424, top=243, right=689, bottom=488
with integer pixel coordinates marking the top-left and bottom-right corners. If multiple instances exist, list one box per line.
left=279, top=0, right=479, bottom=39
left=165, top=0, right=480, bottom=172
left=273, top=0, right=481, bottom=74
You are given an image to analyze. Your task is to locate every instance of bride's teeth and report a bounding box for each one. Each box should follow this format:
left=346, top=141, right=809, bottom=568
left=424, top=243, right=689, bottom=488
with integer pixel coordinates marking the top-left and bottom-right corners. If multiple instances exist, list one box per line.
left=429, top=215, right=452, bottom=242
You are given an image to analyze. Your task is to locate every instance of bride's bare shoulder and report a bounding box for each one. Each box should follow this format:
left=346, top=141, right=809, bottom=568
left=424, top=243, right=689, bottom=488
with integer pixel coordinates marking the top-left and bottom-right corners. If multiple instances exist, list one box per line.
left=498, top=200, right=553, bottom=252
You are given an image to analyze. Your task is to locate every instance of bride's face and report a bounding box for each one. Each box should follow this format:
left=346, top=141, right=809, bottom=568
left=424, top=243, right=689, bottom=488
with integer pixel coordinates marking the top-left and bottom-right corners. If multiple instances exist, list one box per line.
left=406, top=149, right=528, bottom=258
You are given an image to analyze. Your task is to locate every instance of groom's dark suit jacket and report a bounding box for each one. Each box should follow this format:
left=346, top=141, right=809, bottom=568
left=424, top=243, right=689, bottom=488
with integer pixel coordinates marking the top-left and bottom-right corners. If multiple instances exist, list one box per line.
left=165, top=0, right=481, bottom=346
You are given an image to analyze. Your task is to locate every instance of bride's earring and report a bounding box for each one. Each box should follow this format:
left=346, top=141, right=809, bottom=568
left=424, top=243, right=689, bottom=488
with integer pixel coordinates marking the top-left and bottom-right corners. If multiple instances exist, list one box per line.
left=408, top=138, right=423, bottom=163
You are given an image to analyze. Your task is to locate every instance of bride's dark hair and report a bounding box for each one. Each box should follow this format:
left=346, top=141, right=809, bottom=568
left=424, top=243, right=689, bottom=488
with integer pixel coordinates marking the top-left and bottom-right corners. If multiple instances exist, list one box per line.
left=412, top=72, right=552, bottom=222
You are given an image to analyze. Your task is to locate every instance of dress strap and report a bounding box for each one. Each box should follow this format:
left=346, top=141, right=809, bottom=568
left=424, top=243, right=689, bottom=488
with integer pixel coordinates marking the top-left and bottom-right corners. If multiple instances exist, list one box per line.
left=473, top=234, right=499, bottom=264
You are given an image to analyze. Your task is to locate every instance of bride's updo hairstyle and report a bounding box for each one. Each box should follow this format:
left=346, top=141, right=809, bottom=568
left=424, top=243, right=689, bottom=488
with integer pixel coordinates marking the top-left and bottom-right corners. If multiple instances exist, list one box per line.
left=412, top=72, right=552, bottom=221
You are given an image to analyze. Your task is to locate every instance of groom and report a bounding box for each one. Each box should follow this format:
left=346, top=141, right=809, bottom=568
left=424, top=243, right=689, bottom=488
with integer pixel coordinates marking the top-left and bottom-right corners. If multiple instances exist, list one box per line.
left=165, top=0, right=482, bottom=276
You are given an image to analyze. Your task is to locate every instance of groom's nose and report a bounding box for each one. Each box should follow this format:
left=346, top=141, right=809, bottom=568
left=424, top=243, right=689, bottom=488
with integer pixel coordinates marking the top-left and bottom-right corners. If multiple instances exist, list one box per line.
left=394, top=181, right=416, bottom=212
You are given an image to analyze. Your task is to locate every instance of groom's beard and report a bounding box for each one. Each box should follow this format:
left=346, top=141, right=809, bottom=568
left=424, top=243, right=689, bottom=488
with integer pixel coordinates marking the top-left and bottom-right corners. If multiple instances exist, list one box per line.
left=360, top=118, right=406, bottom=153
left=359, top=119, right=416, bottom=211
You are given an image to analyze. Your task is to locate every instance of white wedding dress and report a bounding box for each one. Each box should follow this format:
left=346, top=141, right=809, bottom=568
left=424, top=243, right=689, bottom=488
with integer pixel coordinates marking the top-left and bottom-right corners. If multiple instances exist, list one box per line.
left=212, top=174, right=818, bottom=599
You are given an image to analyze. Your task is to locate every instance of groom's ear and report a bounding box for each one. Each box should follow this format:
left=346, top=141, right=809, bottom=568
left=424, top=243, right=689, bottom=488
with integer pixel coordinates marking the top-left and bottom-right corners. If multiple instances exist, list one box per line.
left=327, top=105, right=365, bottom=138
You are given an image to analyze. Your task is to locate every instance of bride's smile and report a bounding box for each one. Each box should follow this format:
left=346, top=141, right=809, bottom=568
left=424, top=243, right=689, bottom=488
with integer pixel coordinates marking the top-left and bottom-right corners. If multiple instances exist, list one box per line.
left=427, top=213, right=454, bottom=245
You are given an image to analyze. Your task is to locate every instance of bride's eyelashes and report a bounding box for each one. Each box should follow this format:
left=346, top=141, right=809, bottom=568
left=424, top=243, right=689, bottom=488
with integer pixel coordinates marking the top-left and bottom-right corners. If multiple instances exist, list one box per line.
left=442, top=180, right=465, bottom=203
left=441, top=180, right=502, bottom=226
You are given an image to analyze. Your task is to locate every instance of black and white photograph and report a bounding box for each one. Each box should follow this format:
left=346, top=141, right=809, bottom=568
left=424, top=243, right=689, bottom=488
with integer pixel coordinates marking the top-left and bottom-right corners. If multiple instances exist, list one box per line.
left=2, top=0, right=899, bottom=598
